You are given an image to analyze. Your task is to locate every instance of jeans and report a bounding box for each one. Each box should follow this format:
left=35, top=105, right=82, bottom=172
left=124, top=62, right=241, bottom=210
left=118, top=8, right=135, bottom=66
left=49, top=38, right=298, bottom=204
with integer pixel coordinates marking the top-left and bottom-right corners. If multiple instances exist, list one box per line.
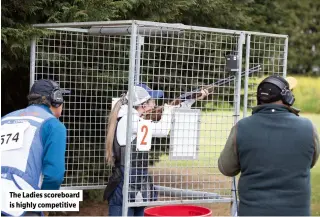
left=109, top=205, right=145, bottom=216
left=108, top=190, right=145, bottom=216
left=24, top=211, right=42, bottom=216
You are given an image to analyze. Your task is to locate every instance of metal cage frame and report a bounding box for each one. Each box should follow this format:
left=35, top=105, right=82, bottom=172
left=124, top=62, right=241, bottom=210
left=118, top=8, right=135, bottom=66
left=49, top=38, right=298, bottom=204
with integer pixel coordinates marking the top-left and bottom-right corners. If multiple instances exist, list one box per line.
left=30, top=20, right=288, bottom=216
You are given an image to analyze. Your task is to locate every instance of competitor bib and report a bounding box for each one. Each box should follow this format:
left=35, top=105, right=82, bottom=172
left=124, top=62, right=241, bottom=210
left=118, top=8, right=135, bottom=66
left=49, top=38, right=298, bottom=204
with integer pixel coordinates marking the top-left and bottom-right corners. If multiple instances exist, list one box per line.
left=1, top=122, right=31, bottom=151
left=136, top=119, right=153, bottom=151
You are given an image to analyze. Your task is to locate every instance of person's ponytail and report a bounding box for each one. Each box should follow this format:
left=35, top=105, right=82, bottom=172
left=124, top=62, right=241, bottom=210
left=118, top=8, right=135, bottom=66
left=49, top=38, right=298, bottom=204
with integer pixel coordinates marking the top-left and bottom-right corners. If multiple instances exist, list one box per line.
left=105, top=95, right=127, bottom=166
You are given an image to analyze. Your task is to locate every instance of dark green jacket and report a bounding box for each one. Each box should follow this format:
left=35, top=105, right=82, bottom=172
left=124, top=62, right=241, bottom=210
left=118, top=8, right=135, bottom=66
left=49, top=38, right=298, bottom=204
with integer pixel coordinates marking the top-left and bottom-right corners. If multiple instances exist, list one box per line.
left=218, top=104, right=320, bottom=216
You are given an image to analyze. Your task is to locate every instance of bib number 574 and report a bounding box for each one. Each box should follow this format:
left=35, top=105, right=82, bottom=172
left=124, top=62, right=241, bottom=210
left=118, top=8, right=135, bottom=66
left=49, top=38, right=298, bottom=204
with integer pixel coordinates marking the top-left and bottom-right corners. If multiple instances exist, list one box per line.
left=1, top=132, right=20, bottom=145
left=0, top=122, right=30, bottom=151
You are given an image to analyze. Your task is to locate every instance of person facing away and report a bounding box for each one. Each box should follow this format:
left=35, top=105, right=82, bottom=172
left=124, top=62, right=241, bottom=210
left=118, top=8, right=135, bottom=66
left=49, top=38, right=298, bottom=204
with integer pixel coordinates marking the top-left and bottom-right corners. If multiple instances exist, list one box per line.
left=1, top=79, right=70, bottom=216
left=104, top=84, right=208, bottom=216
left=218, top=75, right=320, bottom=216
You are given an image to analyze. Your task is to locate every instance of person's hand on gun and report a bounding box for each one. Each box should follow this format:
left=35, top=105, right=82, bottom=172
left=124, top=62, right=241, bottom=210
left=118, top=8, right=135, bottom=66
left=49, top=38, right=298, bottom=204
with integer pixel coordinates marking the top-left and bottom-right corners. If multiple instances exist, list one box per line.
left=195, top=89, right=209, bottom=100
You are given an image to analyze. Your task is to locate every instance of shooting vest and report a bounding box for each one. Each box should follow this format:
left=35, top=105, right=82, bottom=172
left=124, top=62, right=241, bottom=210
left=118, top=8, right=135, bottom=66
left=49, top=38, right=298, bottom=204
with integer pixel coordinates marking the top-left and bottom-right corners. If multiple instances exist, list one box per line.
left=106, top=116, right=156, bottom=204
left=236, top=104, right=314, bottom=216
left=113, top=117, right=149, bottom=169
left=1, top=105, right=55, bottom=216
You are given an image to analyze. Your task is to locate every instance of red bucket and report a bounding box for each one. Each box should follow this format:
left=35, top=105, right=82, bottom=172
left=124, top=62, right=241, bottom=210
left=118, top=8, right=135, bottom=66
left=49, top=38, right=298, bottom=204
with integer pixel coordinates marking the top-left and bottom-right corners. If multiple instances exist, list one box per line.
left=144, top=205, right=212, bottom=216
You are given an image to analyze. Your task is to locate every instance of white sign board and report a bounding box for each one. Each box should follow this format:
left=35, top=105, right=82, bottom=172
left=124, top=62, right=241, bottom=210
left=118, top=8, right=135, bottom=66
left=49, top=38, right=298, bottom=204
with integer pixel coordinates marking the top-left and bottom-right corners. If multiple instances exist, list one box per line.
left=169, top=108, right=201, bottom=160
left=136, top=119, right=153, bottom=151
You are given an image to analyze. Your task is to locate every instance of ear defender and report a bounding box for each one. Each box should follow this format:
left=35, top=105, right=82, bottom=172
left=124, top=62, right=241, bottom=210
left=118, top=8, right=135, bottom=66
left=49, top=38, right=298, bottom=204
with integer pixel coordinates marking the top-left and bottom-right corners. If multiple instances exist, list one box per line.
left=258, top=76, right=295, bottom=106
left=49, top=81, right=64, bottom=108
left=280, top=87, right=295, bottom=106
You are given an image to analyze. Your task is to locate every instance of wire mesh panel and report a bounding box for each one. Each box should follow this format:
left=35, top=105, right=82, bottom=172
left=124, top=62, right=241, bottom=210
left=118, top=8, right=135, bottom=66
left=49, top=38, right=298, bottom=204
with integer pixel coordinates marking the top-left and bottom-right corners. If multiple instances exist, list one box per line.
left=30, top=20, right=289, bottom=216
left=30, top=21, right=247, bottom=215
left=33, top=29, right=132, bottom=188
left=116, top=22, right=245, bottom=215
left=243, top=33, right=288, bottom=117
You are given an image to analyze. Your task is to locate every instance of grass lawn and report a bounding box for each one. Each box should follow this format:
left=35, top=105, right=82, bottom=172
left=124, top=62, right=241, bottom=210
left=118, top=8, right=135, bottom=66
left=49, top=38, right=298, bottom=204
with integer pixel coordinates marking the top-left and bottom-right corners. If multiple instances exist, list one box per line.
left=311, top=161, right=320, bottom=215
left=302, top=113, right=320, bottom=215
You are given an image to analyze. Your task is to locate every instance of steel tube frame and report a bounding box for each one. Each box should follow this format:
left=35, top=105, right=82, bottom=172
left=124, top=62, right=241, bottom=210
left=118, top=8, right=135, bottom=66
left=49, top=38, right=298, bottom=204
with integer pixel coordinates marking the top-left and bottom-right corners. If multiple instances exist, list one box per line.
left=33, top=20, right=287, bottom=38
left=283, top=36, right=289, bottom=78
left=243, top=34, right=251, bottom=118
left=29, top=20, right=289, bottom=216
left=231, top=32, right=245, bottom=216
left=29, top=38, right=36, bottom=90
left=122, top=21, right=138, bottom=216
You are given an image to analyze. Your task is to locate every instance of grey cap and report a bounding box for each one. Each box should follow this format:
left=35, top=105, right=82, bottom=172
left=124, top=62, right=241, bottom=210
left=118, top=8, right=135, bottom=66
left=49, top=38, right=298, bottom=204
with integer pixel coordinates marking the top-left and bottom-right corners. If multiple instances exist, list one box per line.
left=126, top=86, right=151, bottom=106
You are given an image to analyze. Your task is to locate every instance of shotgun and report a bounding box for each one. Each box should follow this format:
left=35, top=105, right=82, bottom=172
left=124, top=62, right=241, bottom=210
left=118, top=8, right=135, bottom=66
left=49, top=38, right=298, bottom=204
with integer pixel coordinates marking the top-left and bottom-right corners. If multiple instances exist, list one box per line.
left=144, top=65, right=261, bottom=121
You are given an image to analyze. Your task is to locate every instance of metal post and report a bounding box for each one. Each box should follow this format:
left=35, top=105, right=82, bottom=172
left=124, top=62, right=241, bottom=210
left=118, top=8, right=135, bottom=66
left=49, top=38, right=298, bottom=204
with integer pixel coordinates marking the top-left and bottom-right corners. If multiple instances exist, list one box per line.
left=234, top=32, right=245, bottom=124
left=283, top=36, right=289, bottom=78
left=134, top=35, right=144, bottom=85
left=231, top=32, right=245, bottom=216
left=122, top=21, right=138, bottom=216
left=30, top=38, right=36, bottom=90
left=243, top=34, right=251, bottom=118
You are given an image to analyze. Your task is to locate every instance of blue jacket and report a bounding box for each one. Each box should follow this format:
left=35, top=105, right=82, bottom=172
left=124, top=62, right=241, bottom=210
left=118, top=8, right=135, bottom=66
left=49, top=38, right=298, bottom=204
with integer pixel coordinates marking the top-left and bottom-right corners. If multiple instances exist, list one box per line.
left=37, top=105, right=67, bottom=189
left=1, top=104, right=66, bottom=190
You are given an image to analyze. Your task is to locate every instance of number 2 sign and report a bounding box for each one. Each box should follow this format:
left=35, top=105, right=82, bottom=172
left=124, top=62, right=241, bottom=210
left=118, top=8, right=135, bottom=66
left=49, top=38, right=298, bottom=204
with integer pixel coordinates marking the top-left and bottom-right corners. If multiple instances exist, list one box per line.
left=136, top=119, right=152, bottom=151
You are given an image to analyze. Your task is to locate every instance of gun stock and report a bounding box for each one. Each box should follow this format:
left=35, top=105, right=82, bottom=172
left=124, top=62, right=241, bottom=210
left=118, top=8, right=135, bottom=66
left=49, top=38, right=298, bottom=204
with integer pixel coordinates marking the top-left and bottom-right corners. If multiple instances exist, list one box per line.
left=143, top=98, right=187, bottom=121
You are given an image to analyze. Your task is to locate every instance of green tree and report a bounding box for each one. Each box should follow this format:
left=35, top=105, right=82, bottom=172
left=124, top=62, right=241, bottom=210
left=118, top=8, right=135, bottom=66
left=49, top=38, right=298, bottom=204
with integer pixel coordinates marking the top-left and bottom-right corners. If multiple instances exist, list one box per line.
left=1, top=0, right=133, bottom=115
left=1, top=0, right=133, bottom=187
left=125, top=0, right=253, bottom=29
left=2, top=0, right=319, bottom=188
left=247, top=0, right=320, bottom=75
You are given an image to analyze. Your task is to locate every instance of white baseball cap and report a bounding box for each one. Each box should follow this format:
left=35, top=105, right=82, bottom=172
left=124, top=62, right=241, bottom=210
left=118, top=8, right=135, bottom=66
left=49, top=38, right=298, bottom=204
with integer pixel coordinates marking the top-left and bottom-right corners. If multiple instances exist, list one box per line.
left=126, top=84, right=164, bottom=106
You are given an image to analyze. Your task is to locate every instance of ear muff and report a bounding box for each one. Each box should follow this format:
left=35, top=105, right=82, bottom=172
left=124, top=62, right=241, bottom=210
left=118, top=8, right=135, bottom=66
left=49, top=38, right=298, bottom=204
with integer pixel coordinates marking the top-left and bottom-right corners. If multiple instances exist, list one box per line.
left=258, top=76, right=295, bottom=106
left=49, top=81, right=64, bottom=108
left=281, top=88, right=295, bottom=106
